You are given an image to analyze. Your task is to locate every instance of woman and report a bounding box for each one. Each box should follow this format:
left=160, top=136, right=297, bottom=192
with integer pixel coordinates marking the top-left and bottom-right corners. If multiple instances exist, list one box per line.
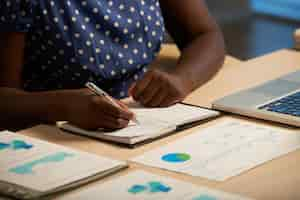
left=0, top=0, right=225, bottom=130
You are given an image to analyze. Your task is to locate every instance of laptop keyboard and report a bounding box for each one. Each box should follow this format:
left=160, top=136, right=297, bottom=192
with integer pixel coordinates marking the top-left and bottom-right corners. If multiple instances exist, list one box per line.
left=258, top=91, right=300, bottom=117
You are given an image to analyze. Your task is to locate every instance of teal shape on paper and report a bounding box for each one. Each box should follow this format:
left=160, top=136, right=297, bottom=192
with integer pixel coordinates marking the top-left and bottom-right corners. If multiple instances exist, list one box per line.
left=0, top=142, right=10, bottom=150
left=148, top=181, right=172, bottom=193
left=128, top=185, right=147, bottom=194
left=11, top=140, right=33, bottom=150
left=0, top=140, right=33, bottom=151
left=192, top=194, right=217, bottom=200
left=128, top=181, right=172, bottom=195
left=9, top=152, right=74, bottom=175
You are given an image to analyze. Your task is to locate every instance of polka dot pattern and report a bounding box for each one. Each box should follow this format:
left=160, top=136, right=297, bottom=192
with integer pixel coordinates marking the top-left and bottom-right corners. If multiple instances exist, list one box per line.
left=0, top=0, right=165, bottom=99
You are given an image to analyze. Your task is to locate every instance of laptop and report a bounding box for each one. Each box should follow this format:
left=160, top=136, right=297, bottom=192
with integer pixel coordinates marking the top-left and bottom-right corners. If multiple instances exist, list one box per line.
left=213, top=70, right=300, bottom=127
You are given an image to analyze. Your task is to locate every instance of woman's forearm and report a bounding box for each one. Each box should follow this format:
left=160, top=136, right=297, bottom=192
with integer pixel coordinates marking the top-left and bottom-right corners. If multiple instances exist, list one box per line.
left=0, top=88, right=66, bottom=129
left=173, top=30, right=225, bottom=92
left=0, top=87, right=134, bottom=131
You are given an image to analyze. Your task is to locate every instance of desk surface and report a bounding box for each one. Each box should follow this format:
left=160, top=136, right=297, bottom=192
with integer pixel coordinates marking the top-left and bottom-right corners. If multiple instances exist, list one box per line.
left=18, top=46, right=300, bottom=200
left=157, top=44, right=242, bottom=68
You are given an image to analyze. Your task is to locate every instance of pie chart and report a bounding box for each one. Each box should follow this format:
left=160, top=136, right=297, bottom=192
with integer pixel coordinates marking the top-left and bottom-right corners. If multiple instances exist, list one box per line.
left=161, top=153, right=191, bottom=163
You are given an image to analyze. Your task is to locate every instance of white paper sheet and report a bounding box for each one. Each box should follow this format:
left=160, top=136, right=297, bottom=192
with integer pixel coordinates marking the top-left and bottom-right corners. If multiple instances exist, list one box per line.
left=132, top=119, right=300, bottom=181
left=59, top=170, right=252, bottom=200
left=0, top=131, right=125, bottom=192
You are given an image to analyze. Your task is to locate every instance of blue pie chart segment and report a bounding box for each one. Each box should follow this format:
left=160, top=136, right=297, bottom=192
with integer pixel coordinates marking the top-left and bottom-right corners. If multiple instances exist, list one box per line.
left=161, top=153, right=191, bottom=163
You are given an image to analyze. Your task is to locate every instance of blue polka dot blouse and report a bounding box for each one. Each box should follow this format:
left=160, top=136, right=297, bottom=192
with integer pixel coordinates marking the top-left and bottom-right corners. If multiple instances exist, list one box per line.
left=0, top=0, right=165, bottom=99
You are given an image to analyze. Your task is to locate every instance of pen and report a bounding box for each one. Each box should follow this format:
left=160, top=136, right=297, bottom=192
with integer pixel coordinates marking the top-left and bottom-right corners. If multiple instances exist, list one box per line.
left=85, top=82, right=139, bottom=124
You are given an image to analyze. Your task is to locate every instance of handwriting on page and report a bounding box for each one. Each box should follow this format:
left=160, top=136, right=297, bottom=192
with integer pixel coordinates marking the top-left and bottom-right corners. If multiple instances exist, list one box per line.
left=103, top=114, right=174, bottom=138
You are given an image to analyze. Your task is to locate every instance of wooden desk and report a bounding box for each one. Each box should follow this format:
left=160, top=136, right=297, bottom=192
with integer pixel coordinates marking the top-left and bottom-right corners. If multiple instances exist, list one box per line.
left=18, top=47, right=300, bottom=200
left=158, top=44, right=242, bottom=67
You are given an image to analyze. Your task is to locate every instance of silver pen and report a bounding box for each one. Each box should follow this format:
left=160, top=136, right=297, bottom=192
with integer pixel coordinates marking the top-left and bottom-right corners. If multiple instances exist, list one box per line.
left=85, top=82, right=139, bottom=124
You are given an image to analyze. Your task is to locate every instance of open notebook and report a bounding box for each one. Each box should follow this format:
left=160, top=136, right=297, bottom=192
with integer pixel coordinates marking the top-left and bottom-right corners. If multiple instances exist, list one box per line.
left=58, top=102, right=220, bottom=146
left=0, top=131, right=127, bottom=200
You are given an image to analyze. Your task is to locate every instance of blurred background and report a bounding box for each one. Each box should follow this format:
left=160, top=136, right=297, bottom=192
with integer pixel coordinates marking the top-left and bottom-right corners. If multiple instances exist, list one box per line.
left=206, top=0, right=300, bottom=60
left=189, top=0, right=300, bottom=60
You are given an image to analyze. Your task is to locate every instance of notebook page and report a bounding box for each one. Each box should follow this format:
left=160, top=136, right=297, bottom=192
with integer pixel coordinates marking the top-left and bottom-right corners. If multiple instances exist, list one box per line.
left=0, top=131, right=125, bottom=192
left=132, top=119, right=300, bottom=181
left=59, top=113, right=175, bottom=138
left=59, top=170, right=252, bottom=200
left=131, top=104, right=219, bottom=126
left=103, top=114, right=175, bottom=137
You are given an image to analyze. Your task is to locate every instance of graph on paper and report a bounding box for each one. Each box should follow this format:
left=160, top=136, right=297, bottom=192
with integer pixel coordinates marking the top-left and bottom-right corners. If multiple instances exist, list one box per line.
left=59, top=170, right=252, bottom=200
left=132, top=119, right=300, bottom=181
left=0, top=131, right=125, bottom=192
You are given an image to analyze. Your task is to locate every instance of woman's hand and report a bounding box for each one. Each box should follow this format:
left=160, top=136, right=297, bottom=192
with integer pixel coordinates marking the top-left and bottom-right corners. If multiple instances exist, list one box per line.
left=130, top=69, right=192, bottom=107
left=59, top=89, right=134, bottom=130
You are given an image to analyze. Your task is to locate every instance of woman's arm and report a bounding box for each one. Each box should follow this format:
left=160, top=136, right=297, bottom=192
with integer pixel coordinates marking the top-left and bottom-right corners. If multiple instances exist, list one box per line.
left=160, top=0, right=225, bottom=89
left=131, top=0, right=225, bottom=107
left=0, top=33, right=67, bottom=128
left=0, top=33, right=133, bottom=130
left=0, top=32, right=25, bottom=88
left=0, top=32, right=42, bottom=129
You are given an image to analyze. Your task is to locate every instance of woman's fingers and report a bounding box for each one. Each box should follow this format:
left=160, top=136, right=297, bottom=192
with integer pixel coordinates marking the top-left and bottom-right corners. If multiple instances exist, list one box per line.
left=147, top=88, right=168, bottom=107
left=92, top=96, right=133, bottom=120
left=131, top=72, right=153, bottom=101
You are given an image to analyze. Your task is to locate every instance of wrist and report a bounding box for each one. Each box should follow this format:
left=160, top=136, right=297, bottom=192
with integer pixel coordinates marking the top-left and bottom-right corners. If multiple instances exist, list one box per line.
left=32, top=91, right=69, bottom=123
left=170, top=67, right=195, bottom=93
